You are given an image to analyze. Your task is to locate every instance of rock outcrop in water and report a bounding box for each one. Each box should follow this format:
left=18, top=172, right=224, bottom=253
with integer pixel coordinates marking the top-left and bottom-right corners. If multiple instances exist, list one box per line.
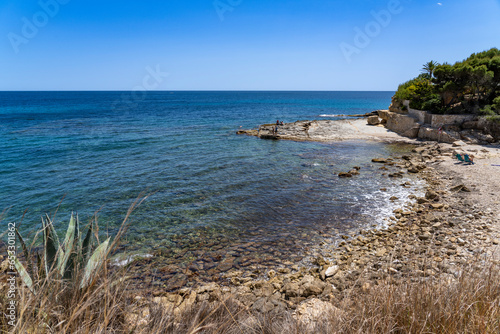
left=237, top=107, right=500, bottom=145
left=236, top=118, right=414, bottom=143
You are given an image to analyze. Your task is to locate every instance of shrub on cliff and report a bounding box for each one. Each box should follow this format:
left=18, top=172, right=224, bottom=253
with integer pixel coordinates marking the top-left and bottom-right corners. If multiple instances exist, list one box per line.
left=394, top=47, right=500, bottom=114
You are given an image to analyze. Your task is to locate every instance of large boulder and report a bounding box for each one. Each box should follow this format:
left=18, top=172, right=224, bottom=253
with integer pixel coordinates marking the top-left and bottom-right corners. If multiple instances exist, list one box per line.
left=367, top=115, right=381, bottom=125
left=460, top=129, right=495, bottom=144
left=377, top=109, right=389, bottom=124
left=478, top=117, right=500, bottom=141
left=293, top=299, right=342, bottom=327
left=388, top=97, right=406, bottom=113
left=417, top=126, right=460, bottom=143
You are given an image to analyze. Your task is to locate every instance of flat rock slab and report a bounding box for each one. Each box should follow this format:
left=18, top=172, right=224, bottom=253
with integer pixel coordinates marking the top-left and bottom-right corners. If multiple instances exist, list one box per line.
left=238, top=119, right=417, bottom=143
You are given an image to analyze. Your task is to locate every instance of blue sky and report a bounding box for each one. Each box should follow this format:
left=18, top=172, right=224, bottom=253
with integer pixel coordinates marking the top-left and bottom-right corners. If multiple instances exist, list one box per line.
left=1, top=0, right=499, bottom=90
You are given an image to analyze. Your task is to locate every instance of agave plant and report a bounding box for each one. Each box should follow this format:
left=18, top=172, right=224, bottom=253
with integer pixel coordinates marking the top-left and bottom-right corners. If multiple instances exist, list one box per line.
left=15, top=213, right=110, bottom=292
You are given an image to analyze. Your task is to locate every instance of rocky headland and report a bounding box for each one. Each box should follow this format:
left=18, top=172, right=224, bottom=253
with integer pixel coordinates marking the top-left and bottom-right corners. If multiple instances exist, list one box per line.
left=237, top=117, right=417, bottom=143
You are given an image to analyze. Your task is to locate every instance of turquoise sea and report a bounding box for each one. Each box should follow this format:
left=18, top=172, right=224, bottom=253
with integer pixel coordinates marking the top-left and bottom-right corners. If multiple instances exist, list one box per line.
left=0, top=91, right=424, bottom=288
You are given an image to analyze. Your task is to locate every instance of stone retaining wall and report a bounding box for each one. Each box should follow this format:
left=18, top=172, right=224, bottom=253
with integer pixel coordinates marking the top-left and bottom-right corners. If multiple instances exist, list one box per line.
left=408, top=108, right=427, bottom=124
left=385, top=112, right=420, bottom=138
left=431, top=114, right=476, bottom=128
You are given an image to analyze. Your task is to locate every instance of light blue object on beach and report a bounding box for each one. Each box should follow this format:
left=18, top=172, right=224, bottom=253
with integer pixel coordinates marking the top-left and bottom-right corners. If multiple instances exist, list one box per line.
left=464, top=154, right=474, bottom=164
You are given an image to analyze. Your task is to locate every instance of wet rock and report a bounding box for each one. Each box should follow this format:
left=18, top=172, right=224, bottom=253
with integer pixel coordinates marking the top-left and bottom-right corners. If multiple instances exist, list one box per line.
left=236, top=129, right=258, bottom=136
left=313, top=256, right=328, bottom=266
left=408, top=166, right=419, bottom=173
left=425, top=190, right=439, bottom=201
left=338, top=172, right=352, bottom=177
left=217, top=261, right=233, bottom=272
left=450, top=184, right=471, bottom=192
left=417, top=197, right=428, bottom=204
left=372, top=158, right=388, bottom=163
left=349, top=169, right=360, bottom=175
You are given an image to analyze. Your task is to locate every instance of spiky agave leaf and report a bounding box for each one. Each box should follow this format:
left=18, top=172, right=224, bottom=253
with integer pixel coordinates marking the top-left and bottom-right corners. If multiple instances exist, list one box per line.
left=62, top=212, right=76, bottom=252
left=80, top=237, right=110, bottom=289
left=15, top=257, right=34, bottom=292
left=36, top=252, right=44, bottom=282
left=59, top=212, right=77, bottom=276
left=43, top=214, right=60, bottom=275
left=63, top=214, right=80, bottom=279
left=15, top=228, right=35, bottom=281
left=81, top=220, right=94, bottom=263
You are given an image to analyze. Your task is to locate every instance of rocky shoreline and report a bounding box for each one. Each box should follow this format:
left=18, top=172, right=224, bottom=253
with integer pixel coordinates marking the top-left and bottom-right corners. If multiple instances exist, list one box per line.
left=128, top=138, right=500, bottom=325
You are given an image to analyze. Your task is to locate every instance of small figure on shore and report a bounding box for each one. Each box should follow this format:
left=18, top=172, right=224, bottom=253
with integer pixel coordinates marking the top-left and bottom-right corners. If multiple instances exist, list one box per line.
left=276, top=120, right=280, bottom=125
left=280, top=121, right=284, bottom=126
left=274, top=125, right=279, bottom=135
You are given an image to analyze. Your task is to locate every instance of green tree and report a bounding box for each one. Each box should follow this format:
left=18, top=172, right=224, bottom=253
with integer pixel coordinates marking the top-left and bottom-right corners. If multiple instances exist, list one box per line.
left=422, top=60, right=439, bottom=79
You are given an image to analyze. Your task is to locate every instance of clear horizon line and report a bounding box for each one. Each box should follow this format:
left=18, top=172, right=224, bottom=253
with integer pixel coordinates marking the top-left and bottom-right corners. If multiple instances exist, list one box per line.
left=0, top=89, right=396, bottom=92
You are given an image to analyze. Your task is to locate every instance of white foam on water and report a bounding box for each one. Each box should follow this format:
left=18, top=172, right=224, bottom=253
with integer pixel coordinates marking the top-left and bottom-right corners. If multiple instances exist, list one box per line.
left=112, top=253, right=153, bottom=267
left=361, top=177, right=426, bottom=228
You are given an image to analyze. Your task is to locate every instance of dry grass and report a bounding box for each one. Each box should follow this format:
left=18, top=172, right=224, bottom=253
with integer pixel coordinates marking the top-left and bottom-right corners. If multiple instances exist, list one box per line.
left=3, top=207, right=499, bottom=334
left=1, top=267, right=128, bottom=333
left=334, top=261, right=500, bottom=333
left=133, top=259, right=500, bottom=334
left=2, top=256, right=500, bottom=333
left=2, top=259, right=500, bottom=334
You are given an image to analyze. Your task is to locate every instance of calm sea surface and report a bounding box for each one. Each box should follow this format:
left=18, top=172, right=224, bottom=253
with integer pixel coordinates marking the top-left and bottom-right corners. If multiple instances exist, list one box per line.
left=0, top=91, right=424, bottom=287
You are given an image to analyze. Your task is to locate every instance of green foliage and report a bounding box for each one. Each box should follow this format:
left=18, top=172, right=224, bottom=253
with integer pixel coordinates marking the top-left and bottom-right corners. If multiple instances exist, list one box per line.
left=493, top=96, right=500, bottom=110
left=15, top=213, right=111, bottom=293
left=486, top=115, right=500, bottom=123
left=393, top=74, right=432, bottom=103
left=421, top=96, right=442, bottom=112
left=421, top=60, right=438, bottom=79
left=480, top=105, right=494, bottom=116
left=394, top=48, right=500, bottom=114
